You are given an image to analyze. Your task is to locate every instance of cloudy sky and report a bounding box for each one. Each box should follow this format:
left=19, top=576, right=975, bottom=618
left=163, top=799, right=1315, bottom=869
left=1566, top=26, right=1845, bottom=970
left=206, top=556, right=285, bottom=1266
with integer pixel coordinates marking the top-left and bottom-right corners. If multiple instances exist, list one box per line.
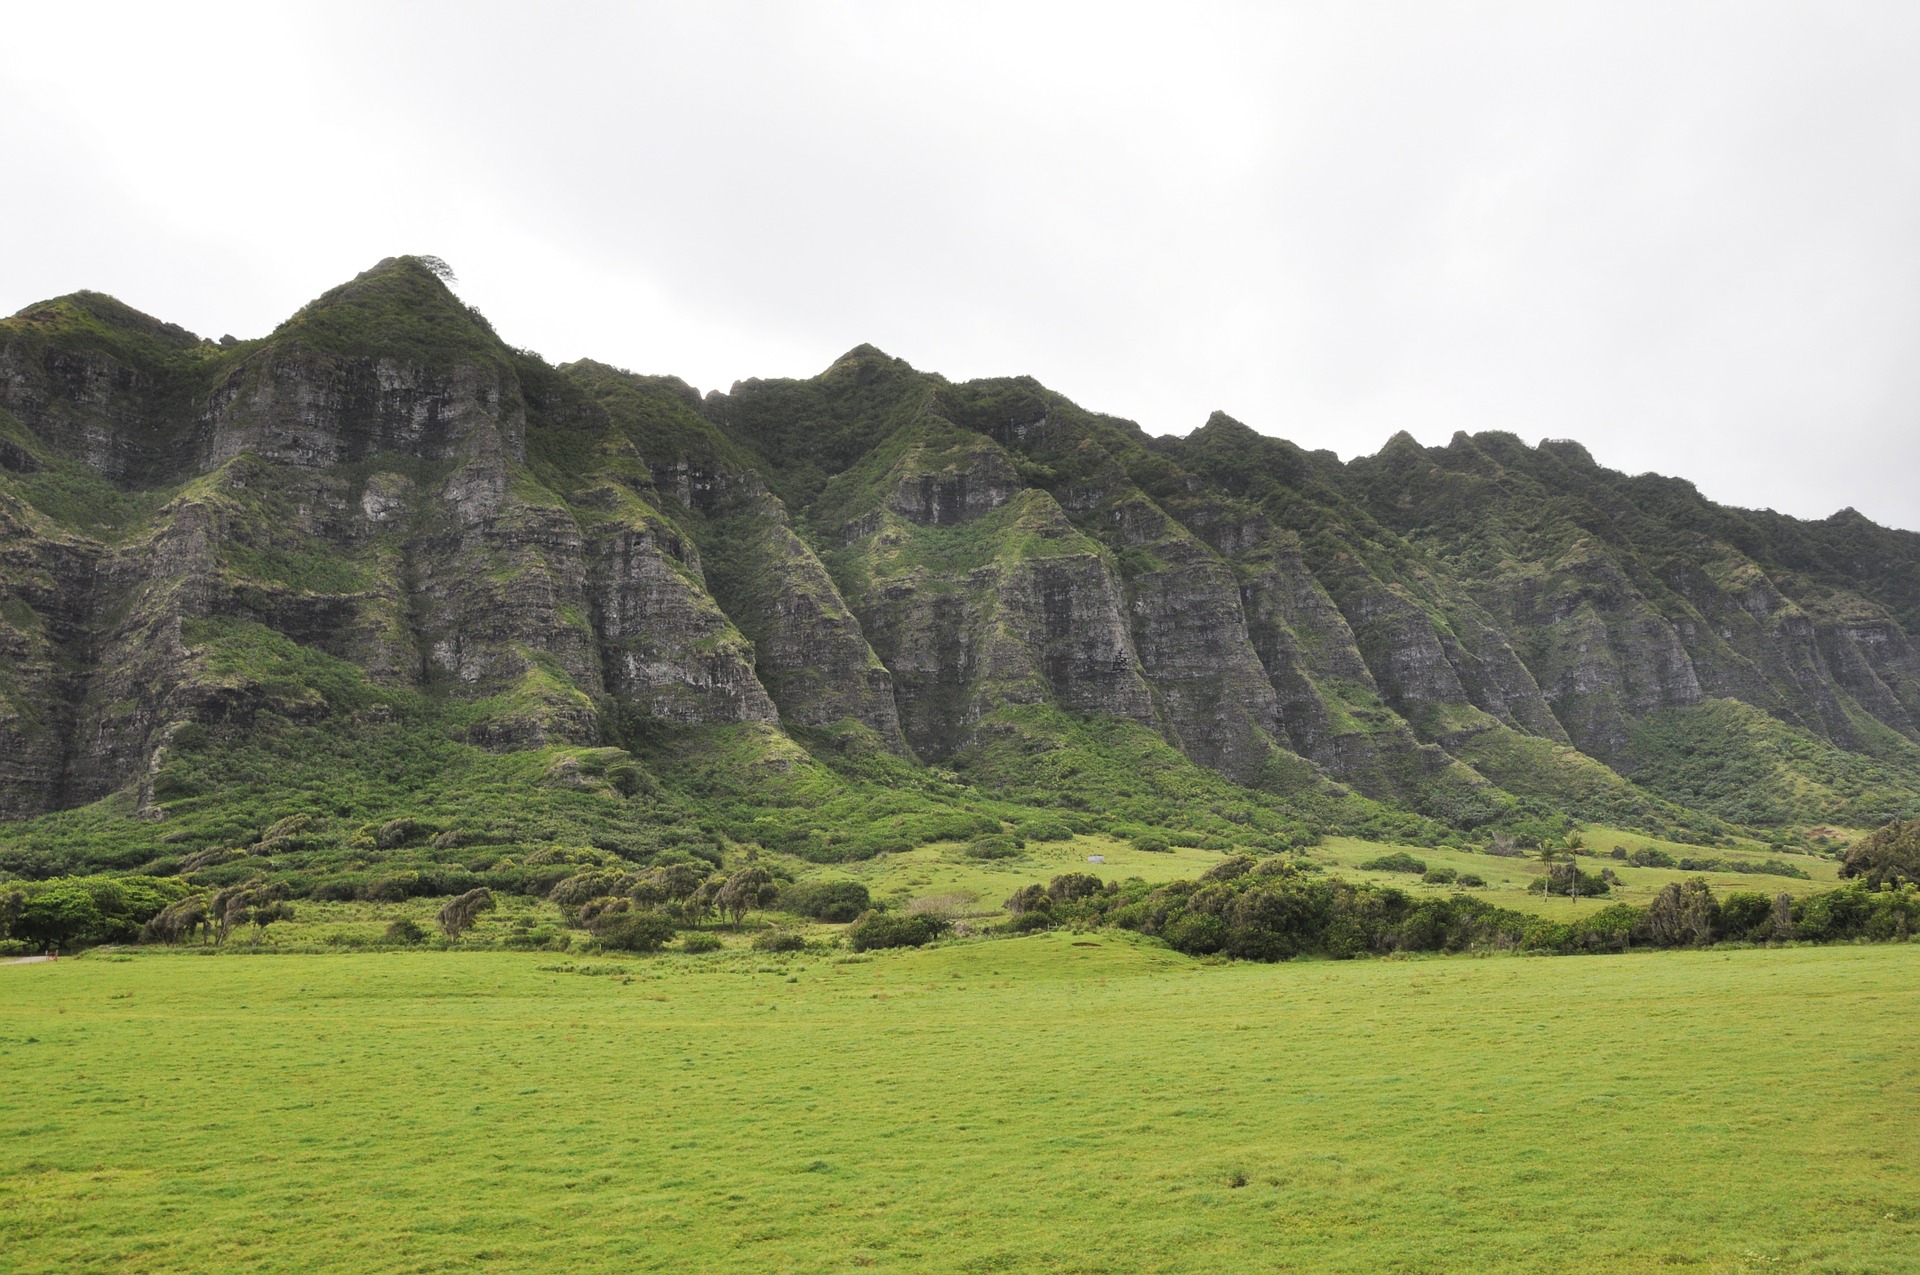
left=6, top=2, right=1919, bottom=528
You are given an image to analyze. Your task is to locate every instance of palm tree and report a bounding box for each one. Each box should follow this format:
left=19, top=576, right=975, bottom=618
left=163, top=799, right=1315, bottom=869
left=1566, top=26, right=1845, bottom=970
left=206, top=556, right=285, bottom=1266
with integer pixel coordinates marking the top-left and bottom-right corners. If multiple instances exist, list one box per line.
left=1535, top=843, right=1561, bottom=901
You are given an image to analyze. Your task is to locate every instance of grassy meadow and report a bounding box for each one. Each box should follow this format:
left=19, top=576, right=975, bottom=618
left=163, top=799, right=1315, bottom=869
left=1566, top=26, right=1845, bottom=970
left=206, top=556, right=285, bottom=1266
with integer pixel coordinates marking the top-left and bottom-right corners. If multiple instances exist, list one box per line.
left=4, top=937, right=1917, bottom=1274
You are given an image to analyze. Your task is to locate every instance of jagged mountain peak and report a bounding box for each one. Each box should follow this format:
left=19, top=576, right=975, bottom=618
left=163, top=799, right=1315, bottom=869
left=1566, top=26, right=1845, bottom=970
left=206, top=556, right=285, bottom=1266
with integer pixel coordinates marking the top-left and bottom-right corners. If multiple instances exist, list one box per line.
left=826, top=342, right=912, bottom=371
left=267, top=254, right=505, bottom=365
left=1193, top=409, right=1258, bottom=439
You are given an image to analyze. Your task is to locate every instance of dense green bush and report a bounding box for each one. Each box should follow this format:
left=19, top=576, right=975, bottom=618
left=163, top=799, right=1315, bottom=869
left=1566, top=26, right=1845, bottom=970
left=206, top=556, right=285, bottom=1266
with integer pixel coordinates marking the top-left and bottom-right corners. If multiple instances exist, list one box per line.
left=777, top=880, right=871, bottom=923
left=1003, top=910, right=1054, bottom=934
left=1057, top=856, right=1920, bottom=963
left=591, top=909, right=676, bottom=952
left=964, top=834, right=1022, bottom=860
left=681, top=933, right=724, bottom=954
left=1545, top=861, right=1611, bottom=897
left=751, top=929, right=808, bottom=952
left=1360, top=852, right=1426, bottom=874
left=846, top=910, right=947, bottom=951
left=383, top=917, right=428, bottom=945
left=4, top=875, right=190, bottom=950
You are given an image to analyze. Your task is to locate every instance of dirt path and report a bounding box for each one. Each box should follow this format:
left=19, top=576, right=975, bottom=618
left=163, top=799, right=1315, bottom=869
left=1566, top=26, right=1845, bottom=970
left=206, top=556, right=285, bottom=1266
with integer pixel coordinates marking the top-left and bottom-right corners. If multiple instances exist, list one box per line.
left=1, top=955, right=53, bottom=966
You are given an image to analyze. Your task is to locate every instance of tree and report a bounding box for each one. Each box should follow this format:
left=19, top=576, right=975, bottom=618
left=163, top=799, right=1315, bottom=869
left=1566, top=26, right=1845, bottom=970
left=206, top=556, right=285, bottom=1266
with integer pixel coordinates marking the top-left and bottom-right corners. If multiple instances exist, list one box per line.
left=641, top=863, right=705, bottom=907
left=1644, top=878, right=1718, bottom=947
left=250, top=900, right=295, bottom=937
left=437, top=888, right=495, bottom=941
left=210, top=881, right=291, bottom=945
left=12, top=884, right=104, bottom=952
left=410, top=254, right=456, bottom=283
left=715, top=867, right=778, bottom=929
left=1769, top=891, right=1795, bottom=941
left=685, top=876, right=724, bottom=927
left=1840, top=820, right=1920, bottom=889
left=141, top=896, right=212, bottom=945
left=1535, top=844, right=1562, bottom=901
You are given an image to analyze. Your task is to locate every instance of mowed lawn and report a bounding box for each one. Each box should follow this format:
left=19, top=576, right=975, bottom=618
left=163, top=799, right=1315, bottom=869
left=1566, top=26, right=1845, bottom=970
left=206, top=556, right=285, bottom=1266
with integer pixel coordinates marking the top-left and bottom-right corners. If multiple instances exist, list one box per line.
left=2, top=939, right=1917, bottom=1273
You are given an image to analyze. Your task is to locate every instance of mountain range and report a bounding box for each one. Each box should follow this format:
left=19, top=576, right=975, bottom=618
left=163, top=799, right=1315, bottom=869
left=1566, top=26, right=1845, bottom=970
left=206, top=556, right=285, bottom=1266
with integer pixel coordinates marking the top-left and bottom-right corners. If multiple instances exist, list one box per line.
left=4, top=254, right=1917, bottom=879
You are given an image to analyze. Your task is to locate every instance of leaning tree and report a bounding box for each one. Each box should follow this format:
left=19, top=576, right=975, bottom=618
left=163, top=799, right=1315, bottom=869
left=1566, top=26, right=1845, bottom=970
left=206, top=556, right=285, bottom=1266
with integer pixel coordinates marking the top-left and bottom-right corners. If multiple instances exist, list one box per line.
left=437, top=888, right=496, bottom=941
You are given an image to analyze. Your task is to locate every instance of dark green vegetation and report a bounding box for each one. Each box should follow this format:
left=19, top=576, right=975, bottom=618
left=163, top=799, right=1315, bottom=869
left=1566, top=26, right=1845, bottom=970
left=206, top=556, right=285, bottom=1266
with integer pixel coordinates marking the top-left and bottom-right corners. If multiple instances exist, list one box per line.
left=4, top=940, right=1917, bottom=1272
left=5, top=254, right=1920, bottom=920
left=1021, top=855, right=1916, bottom=961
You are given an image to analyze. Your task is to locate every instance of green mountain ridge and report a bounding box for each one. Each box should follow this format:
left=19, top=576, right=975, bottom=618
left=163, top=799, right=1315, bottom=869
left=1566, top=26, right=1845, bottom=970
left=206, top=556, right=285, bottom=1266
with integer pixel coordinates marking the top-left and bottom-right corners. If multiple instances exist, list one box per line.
left=3, top=255, right=1917, bottom=881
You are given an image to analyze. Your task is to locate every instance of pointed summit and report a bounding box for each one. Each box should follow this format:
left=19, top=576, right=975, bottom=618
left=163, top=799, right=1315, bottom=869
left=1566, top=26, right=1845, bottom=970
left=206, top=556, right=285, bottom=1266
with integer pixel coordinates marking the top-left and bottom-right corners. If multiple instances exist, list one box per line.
left=1195, top=410, right=1258, bottom=439
left=823, top=343, right=916, bottom=380
left=270, top=255, right=505, bottom=364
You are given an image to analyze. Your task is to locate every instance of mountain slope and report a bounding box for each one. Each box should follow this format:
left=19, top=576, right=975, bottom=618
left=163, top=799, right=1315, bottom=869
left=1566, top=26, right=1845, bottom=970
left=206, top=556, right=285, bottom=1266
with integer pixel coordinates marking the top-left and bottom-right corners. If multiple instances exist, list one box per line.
left=3, top=256, right=1917, bottom=880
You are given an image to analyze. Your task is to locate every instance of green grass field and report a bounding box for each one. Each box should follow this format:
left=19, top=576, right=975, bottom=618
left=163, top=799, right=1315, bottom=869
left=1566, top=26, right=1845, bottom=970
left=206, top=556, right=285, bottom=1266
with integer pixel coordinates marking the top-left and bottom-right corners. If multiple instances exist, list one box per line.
left=4, top=939, right=1916, bottom=1273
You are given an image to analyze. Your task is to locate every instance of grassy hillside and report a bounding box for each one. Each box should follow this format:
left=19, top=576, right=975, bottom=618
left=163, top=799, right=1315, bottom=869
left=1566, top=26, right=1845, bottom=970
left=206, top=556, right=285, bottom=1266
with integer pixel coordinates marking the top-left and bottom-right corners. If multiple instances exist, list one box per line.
left=4, top=941, right=1915, bottom=1273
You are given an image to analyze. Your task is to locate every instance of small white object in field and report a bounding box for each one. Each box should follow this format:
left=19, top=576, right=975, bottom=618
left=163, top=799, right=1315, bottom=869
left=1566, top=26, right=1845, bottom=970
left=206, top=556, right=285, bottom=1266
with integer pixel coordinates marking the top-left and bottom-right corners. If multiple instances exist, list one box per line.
left=1087, top=854, right=1106, bottom=863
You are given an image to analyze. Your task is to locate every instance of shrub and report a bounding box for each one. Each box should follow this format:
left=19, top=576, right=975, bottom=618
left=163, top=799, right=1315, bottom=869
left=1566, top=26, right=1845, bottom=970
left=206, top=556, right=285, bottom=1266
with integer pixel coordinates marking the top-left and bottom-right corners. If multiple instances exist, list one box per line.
left=383, top=918, right=428, bottom=945
left=591, top=909, right=676, bottom=952
left=1717, top=891, right=1774, bottom=940
left=358, top=874, right=419, bottom=903
left=374, top=817, right=437, bottom=850
left=1004, top=883, right=1052, bottom=915
left=751, top=930, right=808, bottom=952
left=1360, top=852, right=1427, bottom=874
left=681, top=932, right=724, bottom=954
left=778, top=880, right=871, bottom=923
left=548, top=869, right=636, bottom=910
left=846, top=910, right=947, bottom=951
left=965, top=835, right=1022, bottom=860
left=1627, top=847, right=1677, bottom=868
left=1456, top=873, right=1487, bottom=888
left=1020, top=820, right=1075, bottom=843
left=1133, top=835, right=1171, bottom=853
left=503, top=925, right=570, bottom=951
left=1048, top=872, right=1107, bottom=903
left=1546, top=862, right=1611, bottom=897
left=1003, top=910, right=1054, bottom=934
left=1200, top=857, right=1256, bottom=883
left=1422, top=867, right=1458, bottom=885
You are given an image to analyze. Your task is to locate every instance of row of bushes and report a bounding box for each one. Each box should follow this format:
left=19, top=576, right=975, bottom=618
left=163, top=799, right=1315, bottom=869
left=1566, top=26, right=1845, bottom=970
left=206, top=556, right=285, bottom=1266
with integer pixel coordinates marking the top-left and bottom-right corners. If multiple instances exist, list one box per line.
left=1030, top=855, right=1920, bottom=961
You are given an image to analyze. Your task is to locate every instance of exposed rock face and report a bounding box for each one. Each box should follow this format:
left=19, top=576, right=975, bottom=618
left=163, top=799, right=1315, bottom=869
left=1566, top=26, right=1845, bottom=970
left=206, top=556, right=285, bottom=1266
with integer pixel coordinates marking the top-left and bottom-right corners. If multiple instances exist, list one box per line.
left=583, top=502, right=776, bottom=726
left=202, top=349, right=527, bottom=474
left=6, top=258, right=1920, bottom=832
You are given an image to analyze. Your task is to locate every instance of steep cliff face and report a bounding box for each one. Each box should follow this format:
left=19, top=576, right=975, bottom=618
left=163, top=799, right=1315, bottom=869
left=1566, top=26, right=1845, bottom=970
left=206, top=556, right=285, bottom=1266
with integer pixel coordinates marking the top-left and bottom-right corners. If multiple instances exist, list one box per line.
left=562, top=360, right=905, bottom=749
left=5, top=256, right=1920, bottom=847
left=804, top=416, right=1162, bottom=761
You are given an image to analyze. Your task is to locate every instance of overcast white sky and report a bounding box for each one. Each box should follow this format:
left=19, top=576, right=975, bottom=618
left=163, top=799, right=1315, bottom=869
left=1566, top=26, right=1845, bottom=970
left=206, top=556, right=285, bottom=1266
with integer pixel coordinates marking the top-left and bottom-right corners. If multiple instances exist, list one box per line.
left=6, top=2, right=1919, bottom=528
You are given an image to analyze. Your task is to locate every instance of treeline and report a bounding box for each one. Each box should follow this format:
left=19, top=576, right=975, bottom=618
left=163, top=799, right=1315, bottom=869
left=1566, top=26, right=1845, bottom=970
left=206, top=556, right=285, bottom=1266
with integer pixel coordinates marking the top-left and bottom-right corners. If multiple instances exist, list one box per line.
left=0, top=855, right=884, bottom=955
left=1011, top=855, right=1919, bottom=959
